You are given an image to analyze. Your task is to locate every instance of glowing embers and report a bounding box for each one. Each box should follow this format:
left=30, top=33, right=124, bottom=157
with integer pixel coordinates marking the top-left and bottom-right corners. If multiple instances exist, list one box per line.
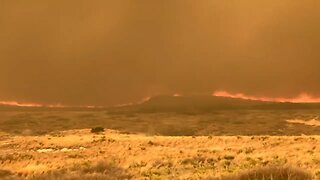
left=173, top=93, right=182, bottom=97
left=213, top=91, right=320, bottom=103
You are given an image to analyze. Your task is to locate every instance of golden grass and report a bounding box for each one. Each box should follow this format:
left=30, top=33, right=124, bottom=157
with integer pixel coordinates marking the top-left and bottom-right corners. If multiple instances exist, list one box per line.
left=219, top=166, right=312, bottom=180
left=0, top=129, right=319, bottom=179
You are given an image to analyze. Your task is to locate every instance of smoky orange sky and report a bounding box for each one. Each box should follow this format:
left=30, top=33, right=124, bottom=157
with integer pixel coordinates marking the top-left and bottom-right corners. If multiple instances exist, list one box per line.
left=1, top=1, right=320, bottom=106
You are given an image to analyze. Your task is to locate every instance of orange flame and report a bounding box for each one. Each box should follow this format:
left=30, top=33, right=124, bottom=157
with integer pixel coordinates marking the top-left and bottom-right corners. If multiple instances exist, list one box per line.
left=213, top=91, right=320, bottom=103
left=0, top=101, right=44, bottom=107
left=0, top=101, right=97, bottom=108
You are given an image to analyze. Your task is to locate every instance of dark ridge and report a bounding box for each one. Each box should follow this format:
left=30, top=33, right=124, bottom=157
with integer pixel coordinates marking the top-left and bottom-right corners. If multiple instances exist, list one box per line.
left=2, top=95, right=320, bottom=113
left=110, top=95, right=320, bottom=114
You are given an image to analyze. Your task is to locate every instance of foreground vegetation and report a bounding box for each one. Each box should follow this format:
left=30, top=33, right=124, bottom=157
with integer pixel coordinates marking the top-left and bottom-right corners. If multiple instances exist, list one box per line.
left=0, top=129, right=318, bottom=179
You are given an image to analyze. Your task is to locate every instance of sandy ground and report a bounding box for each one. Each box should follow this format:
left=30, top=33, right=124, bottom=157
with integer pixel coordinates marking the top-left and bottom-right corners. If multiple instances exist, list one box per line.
left=287, top=119, right=320, bottom=127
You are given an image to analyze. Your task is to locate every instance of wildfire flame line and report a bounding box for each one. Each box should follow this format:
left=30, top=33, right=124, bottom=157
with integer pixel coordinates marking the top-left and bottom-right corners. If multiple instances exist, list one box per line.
left=213, top=91, right=320, bottom=103
left=0, top=101, right=43, bottom=107
left=0, top=101, right=96, bottom=108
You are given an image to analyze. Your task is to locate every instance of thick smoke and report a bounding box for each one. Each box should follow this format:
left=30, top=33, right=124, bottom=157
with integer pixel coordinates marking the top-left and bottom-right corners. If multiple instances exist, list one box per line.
left=1, top=1, right=320, bottom=106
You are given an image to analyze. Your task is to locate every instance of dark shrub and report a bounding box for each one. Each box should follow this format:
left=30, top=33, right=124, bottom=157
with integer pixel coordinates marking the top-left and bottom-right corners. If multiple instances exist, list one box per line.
left=91, top=127, right=105, bottom=134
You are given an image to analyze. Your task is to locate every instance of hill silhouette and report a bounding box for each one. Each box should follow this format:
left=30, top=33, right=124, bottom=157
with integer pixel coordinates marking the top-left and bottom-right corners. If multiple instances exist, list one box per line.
left=112, top=95, right=320, bottom=114
left=2, top=95, right=320, bottom=113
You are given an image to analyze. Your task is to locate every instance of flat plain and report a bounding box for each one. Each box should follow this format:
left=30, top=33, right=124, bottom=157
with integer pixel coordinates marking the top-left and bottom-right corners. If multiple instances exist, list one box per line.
left=0, top=110, right=319, bottom=179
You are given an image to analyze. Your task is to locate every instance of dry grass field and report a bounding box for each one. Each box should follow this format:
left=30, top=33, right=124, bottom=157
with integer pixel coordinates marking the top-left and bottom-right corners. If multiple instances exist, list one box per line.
left=0, top=110, right=320, bottom=179
left=0, top=129, right=318, bottom=179
left=1, top=110, right=320, bottom=136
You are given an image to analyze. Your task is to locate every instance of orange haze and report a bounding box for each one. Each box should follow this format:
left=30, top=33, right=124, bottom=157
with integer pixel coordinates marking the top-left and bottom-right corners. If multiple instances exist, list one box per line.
left=1, top=1, right=320, bottom=106
left=213, top=91, right=320, bottom=103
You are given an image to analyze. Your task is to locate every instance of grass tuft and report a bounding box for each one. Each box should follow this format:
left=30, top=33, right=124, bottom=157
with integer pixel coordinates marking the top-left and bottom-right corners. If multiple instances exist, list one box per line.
left=219, top=166, right=312, bottom=180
